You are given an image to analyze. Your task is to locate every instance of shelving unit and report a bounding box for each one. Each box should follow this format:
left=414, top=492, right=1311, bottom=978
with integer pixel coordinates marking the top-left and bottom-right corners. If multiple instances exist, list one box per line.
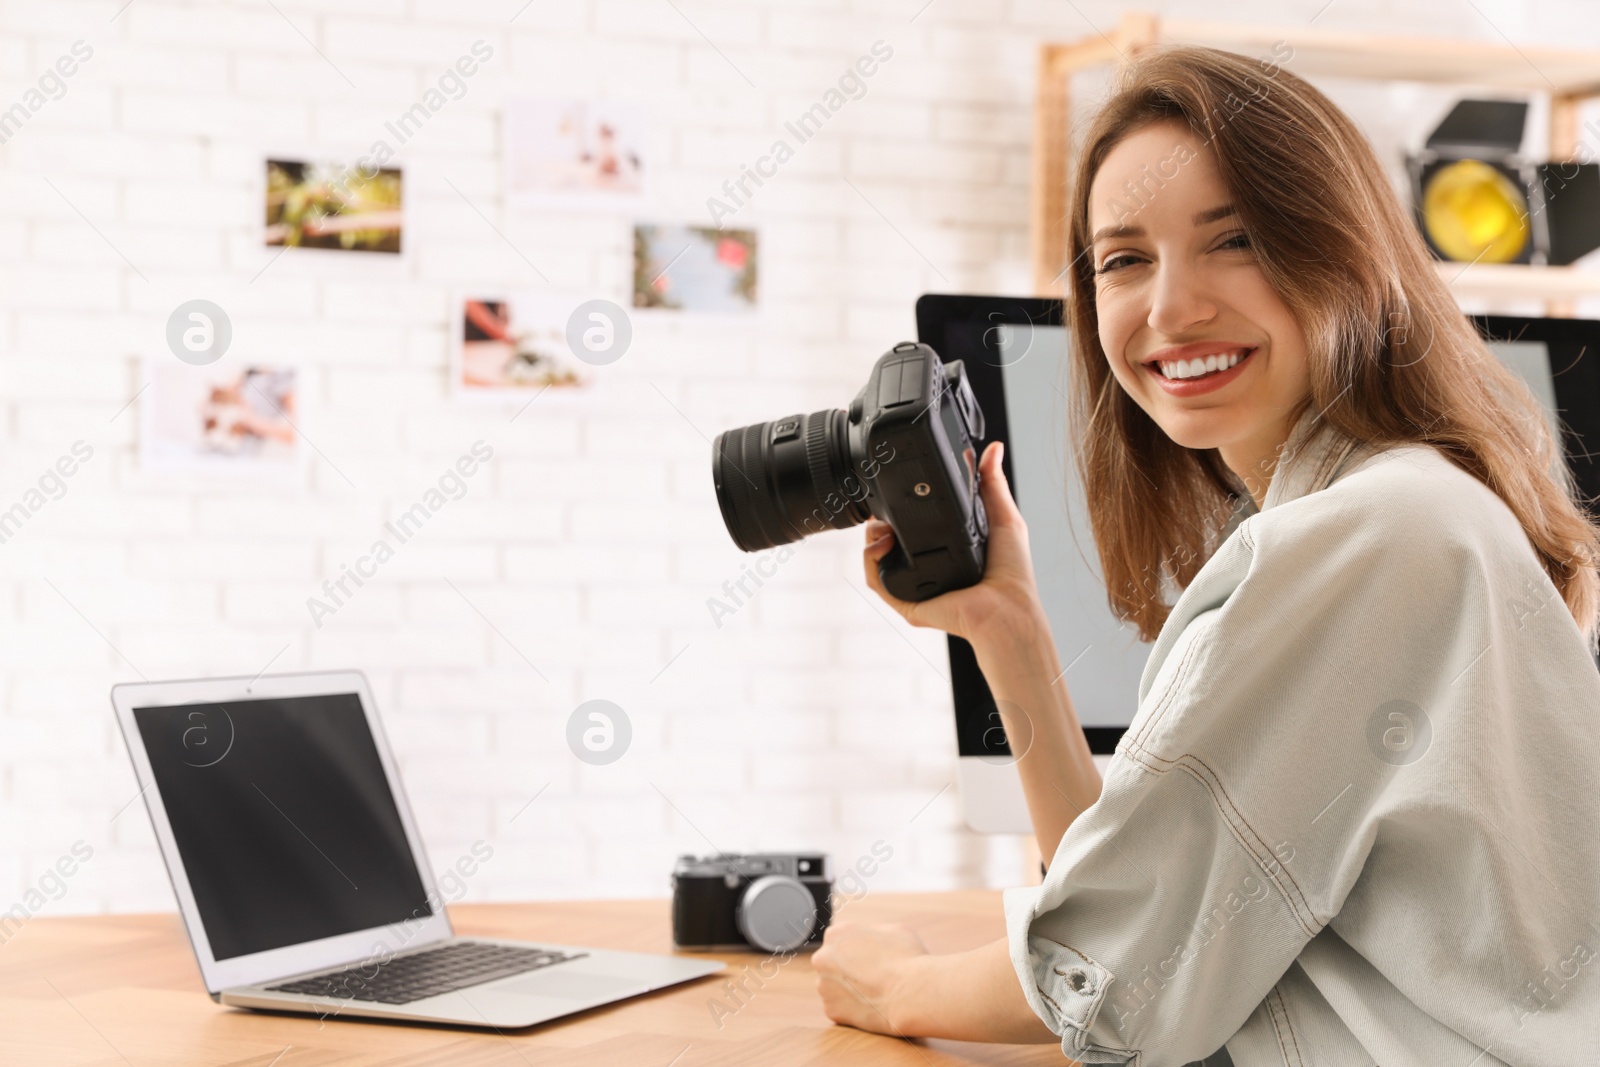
left=1031, top=13, right=1600, bottom=314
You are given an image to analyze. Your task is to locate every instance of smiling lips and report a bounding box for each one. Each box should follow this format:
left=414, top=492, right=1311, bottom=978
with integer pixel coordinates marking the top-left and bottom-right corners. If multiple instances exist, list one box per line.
left=1141, top=343, right=1256, bottom=395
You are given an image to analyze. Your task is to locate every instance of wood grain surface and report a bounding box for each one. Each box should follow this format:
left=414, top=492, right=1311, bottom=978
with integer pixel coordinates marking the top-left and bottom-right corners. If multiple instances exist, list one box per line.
left=0, top=890, right=1073, bottom=1066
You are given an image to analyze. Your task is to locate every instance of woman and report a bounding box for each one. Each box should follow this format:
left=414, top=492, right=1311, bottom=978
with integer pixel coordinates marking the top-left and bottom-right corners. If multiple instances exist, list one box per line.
left=812, top=46, right=1600, bottom=1064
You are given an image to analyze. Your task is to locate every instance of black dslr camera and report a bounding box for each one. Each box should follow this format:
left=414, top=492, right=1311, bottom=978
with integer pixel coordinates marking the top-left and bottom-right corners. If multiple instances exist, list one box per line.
left=672, top=853, right=832, bottom=953
left=712, top=342, right=987, bottom=601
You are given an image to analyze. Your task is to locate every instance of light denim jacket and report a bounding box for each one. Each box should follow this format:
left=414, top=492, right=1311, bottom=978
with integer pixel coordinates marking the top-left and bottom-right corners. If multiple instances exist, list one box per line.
left=1005, top=414, right=1600, bottom=1065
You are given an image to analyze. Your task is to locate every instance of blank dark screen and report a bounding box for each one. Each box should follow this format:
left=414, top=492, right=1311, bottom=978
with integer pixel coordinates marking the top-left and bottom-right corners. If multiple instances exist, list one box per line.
left=133, top=693, right=431, bottom=961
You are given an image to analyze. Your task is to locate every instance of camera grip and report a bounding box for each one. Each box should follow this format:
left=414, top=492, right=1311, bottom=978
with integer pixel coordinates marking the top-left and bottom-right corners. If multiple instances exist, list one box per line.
left=877, top=535, right=986, bottom=602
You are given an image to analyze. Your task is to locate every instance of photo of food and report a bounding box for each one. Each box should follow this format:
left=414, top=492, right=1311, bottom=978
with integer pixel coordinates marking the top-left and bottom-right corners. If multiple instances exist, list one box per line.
left=505, top=98, right=648, bottom=209
left=452, top=292, right=591, bottom=399
left=264, top=158, right=403, bottom=254
left=632, top=224, right=757, bottom=313
left=142, top=362, right=300, bottom=474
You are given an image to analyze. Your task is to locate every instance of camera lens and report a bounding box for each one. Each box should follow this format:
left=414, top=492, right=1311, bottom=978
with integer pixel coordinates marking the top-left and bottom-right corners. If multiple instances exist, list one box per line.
left=712, top=409, right=871, bottom=551
left=737, top=874, right=818, bottom=953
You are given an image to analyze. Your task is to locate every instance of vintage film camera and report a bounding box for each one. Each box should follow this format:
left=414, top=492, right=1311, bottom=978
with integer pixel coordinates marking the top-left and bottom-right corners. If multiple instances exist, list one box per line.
left=671, top=853, right=833, bottom=953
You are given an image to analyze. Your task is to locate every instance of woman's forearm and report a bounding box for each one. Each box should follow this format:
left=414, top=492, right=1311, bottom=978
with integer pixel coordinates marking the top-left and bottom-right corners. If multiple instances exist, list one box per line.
left=970, top=605, right=1103, bottom=863
left=894, top=936, right=1060, bottom=1044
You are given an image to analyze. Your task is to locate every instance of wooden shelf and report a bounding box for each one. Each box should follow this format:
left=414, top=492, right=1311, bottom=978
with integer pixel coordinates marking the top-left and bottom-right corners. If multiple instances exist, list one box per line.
left=1439, top=261, right=1600, bottom=300
left=1031, top=13, right=1600, bottom=314
left=1063, top=19, right=1600, bottom=95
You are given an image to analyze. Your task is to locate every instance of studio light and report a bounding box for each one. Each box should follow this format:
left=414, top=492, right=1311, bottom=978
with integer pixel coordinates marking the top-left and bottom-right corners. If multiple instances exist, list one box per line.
left=1408, top=98, right=1600, bottom=267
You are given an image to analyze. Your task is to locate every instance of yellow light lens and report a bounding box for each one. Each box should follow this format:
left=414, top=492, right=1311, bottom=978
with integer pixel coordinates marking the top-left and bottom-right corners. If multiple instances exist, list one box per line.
left=1421, top=159, right=1531, bottom=264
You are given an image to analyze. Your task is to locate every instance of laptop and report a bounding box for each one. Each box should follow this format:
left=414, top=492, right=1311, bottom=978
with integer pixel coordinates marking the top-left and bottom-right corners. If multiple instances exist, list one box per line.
left=111, top=670, right=724, bottom=1028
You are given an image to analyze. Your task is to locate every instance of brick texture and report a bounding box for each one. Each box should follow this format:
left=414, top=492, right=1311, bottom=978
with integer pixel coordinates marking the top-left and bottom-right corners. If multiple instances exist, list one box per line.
left=1, top=0, right=1596, bottom=916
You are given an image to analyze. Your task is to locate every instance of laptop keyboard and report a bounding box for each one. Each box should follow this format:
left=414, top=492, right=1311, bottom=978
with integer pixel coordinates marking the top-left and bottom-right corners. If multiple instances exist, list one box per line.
left=267, top=941, right=586, bottom=1005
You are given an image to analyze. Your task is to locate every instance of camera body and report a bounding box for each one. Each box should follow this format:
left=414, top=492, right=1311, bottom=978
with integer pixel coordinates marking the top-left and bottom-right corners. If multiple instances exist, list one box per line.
left=671, top=853, right=832, bottom=953
left=851, top=342, right=988, bottom=600
left=712, top=342, right=988, bottom=601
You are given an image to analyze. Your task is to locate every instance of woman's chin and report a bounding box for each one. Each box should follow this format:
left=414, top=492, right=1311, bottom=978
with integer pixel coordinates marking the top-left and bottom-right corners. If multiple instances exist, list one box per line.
left=1151, top=414, right=1241, bottom=453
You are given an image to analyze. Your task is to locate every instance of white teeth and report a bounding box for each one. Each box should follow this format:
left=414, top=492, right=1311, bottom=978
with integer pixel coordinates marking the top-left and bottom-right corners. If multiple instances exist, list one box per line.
left=1158, top=349, right=1246, bottom=380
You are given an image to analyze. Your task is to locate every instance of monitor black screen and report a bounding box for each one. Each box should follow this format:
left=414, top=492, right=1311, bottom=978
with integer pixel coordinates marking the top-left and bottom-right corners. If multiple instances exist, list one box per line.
left=133, top=693, right=431, bottom=961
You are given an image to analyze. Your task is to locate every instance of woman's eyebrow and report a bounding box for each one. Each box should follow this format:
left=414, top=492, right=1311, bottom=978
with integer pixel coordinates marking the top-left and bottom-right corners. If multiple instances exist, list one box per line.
left=1092, top=203, right=1237, bottom=244
left=1091, top=223, right=1142, bottom=243
left=1193, top=203, right=1238, bottom=225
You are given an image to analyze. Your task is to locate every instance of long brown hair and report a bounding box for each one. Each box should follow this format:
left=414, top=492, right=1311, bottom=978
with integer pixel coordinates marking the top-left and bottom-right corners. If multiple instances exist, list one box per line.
left=1065, top=45, right=1600, bottom=649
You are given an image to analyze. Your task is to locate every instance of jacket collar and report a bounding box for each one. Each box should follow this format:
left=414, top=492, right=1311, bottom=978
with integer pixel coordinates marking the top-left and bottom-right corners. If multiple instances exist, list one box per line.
left=1237, top=413, right=1375, bottom=516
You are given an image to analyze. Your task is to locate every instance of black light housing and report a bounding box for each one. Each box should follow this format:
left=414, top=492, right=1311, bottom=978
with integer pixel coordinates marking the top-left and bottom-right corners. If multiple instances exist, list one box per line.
left=1408, top=98, right=1600, bottom=267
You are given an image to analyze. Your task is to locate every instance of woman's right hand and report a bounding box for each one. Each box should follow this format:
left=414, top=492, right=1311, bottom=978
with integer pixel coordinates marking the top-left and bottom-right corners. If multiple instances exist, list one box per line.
left=862, top=441, right=1045, bottom=645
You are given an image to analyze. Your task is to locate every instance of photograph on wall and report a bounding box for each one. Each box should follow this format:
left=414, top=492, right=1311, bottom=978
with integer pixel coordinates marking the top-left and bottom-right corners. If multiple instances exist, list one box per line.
left=264, top=158, right=404, bottom=254
left=452, top=291, right=593, bottom=401
left=141, top=362, right=300, bottom=474
left=505, top=98, right=648, bottom=210
left=632, top=224, right=757, bottom=313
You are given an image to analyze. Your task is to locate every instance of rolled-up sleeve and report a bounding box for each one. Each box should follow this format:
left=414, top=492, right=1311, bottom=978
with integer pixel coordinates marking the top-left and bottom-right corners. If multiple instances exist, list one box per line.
left=1004, top=635, right=1324, bottom=1064
left=1004, top=686, right=1320, bottom=1064
left=1005, top=467, right=1499, bottom=1063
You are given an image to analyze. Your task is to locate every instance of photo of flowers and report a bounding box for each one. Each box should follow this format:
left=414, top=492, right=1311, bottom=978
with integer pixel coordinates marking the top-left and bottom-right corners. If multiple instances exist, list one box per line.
left=632, top=224, right=757, bottom=313
left=264, top=158, right=404, bottom=254
left=452, top=291, right=592, bottom=400
left=141, top=362, right=300, bottom=474
left=505, top=98, right=648, bottom=210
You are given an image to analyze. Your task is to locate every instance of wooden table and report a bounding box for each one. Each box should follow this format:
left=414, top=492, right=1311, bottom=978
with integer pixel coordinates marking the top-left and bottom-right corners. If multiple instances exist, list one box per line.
left=0, top=890, right=1070, bottom=1066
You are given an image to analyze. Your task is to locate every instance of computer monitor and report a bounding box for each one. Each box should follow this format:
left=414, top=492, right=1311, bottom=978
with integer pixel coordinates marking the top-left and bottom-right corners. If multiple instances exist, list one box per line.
left=916, top=294, right=1600, bottom=833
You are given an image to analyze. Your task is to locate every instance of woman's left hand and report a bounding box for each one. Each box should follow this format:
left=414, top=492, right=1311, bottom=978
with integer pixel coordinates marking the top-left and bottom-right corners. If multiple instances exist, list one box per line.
left=812, top=920, right=929, bottom=1035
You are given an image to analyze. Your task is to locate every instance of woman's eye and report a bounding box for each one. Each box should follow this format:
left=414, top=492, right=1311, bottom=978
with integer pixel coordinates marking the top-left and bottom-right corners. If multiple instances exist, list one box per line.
left=1095, top=254, right=1141, bottom=275
left=1216, top=232, right=1251, bottom=252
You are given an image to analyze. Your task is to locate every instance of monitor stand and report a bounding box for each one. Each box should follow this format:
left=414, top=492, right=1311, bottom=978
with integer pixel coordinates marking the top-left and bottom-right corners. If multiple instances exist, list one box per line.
left=957, top=754, right=1114, bottom=834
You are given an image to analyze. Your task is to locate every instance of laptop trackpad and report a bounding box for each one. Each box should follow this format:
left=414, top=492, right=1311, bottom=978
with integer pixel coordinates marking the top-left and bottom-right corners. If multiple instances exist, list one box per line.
left=498, top=971, right=648, bottom=1000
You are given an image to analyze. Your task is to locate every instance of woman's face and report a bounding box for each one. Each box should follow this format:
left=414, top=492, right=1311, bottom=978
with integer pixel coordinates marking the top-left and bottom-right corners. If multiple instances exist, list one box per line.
left=1088, top=120, right=1312, bottom=490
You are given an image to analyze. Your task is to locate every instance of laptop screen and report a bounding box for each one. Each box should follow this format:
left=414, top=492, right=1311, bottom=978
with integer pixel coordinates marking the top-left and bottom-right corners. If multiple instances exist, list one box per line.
left=132, top=692, right=432, bottom=961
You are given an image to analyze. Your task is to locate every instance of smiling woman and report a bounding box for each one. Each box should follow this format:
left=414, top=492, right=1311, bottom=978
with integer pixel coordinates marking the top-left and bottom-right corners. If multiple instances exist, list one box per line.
left=1067, top=48, right=1600, bottom=644
left=1086, top=125, right=1314, bottom=507
left=817, top=44, right=1600, bottom=1066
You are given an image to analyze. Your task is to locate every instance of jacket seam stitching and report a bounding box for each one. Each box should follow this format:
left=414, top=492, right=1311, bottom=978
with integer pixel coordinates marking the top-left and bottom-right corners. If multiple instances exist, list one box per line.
left=1264, top=989, right=1292, bottom=1066
left=1064, top=1027, right=1143, bottom=1067
left=1126, top=636, right=1187, bottom=752
left=1036, top=937, right=1099, bottom=968
left=1125, top=617, right=1206, bottom=753
left=1118, top=520, right=1323, bottom=936
left=1130, top=522, right=1257, bottom=755
left=1120, top=744, right=1321, bottom=937
left=1267, top=988, right=1305, bottom=1067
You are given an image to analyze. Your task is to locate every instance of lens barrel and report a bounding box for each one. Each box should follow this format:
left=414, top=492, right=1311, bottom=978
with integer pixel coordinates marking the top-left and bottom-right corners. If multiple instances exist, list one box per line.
left=712, top=409, right=871, bottom=551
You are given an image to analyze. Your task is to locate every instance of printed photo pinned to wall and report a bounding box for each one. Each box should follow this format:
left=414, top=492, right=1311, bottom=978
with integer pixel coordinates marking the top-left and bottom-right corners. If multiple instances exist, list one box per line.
left=451, top=291, right=596, bottom=403
left=264, top=158, right=404, bottom=254
left=141, top=361, right=301, bottom=476
left=505, top=98, right=648, bottom=211
left=632, top=224, right=758, bottom=314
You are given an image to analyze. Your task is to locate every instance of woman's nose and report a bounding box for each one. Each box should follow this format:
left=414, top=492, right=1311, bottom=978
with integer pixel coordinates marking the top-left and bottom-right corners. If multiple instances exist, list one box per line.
left=1146, top=261, right=1218, bottom=335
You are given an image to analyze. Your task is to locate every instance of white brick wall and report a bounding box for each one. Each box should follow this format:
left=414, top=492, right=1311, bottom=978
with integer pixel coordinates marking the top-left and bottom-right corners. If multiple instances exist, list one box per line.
left=1, top=0, right=1597, bottom=918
